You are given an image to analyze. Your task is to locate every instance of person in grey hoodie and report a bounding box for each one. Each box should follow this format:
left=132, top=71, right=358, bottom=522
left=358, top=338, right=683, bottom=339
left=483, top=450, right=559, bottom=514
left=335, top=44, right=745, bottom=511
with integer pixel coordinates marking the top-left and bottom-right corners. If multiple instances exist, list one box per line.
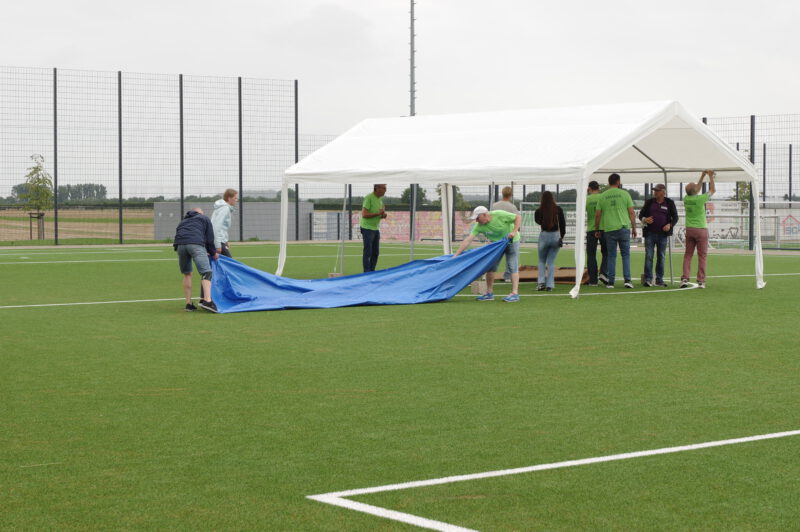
left=211, top=188, right=238, bottom=258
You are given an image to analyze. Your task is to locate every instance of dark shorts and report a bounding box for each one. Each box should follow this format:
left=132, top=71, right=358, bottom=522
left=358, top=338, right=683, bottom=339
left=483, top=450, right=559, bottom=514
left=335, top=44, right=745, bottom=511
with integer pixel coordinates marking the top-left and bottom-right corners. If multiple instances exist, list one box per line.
left=177, top=244, right=211, bottom=275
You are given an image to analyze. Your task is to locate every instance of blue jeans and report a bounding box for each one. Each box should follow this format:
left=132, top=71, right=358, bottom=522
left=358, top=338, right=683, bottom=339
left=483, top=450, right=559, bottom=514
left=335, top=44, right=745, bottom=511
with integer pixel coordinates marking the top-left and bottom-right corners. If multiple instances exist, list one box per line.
left=538, top=230, right=561, bottom=288
left=586, top=230, right=608, bottom=284
left=490, top=240, right=520, bottom=273
left=361, top=228, right=380, bottom=272
left=644, top=232, right=668, bottom=283
left=604, top=228, right=631, bottom=284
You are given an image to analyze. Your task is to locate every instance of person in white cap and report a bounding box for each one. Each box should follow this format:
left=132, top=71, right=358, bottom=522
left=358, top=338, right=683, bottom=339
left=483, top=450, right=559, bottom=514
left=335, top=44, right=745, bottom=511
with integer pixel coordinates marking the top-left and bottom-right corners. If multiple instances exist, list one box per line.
left=453, top=206, right=522, bottom=302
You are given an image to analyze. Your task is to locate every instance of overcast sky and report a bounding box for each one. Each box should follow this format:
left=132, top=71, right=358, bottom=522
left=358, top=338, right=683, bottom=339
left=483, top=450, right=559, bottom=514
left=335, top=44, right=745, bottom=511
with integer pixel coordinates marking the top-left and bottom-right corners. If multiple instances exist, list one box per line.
left=2, top=0, right=799, bottom=136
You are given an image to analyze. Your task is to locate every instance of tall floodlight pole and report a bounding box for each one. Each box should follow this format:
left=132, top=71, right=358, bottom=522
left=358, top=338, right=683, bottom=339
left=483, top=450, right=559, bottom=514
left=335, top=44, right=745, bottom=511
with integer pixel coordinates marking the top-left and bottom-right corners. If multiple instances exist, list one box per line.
left=409, top=0, right=418, bottom=259
left=410, top=0, right=416, bottom=117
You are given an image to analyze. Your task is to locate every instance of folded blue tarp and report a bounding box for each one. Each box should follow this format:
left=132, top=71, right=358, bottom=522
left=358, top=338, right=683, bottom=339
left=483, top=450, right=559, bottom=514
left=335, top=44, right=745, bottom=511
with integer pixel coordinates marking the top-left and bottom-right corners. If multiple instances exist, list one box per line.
left=210, top=239, right=509, bottom=313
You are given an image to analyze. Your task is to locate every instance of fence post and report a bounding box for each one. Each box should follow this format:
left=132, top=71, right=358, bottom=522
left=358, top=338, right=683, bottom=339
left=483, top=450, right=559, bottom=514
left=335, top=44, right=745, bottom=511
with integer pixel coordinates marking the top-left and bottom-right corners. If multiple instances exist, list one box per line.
left=348, top=184, right=352, bottom=240
left=238, top=76, right=243, bottom=242
left=118, top=70, right=123, bottom=244
left=735, top=142, right=740, bottom=201
left=179, top=74, right=185, bottom=217
left=762, top=143, right=767, bottom=208
left=749, top=115, right=755, bottom=250
left=53, top=67, right=59, bottom=244
left=790, top=143, right=793, bottom=208
left=309, top=212, right=313, bottom=240
left=294, top=79, right=299, bottom=241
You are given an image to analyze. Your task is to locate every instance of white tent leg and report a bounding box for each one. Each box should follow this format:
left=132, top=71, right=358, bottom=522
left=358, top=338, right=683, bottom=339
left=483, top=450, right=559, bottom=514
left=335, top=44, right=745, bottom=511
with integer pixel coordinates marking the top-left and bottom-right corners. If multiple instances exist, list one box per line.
left=750, top=179, right=766, bottom=288
left=276, top=182, right=290, bottom=276
left=338, top=184, right=348, bottom=273
left=570, top=178, right=588, bottom=298
left=440, top=183, right=452, bottom=255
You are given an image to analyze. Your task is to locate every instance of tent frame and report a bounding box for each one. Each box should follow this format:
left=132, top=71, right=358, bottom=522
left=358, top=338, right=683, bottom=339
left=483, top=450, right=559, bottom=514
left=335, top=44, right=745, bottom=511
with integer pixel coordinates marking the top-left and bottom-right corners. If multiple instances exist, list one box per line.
left=278, top=102, right=766, bottom=297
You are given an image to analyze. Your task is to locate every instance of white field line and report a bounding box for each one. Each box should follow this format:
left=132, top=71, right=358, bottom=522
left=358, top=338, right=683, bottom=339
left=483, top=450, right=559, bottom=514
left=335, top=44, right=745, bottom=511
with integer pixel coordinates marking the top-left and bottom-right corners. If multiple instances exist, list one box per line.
left=308, top=429, right=800, bottom=532
left=0, top=249, right=164, bottom=256
left=455, top=271, right=800, bottom=298
left=456, top=283, right=699, bottom=297
left=0, top=252, right=443, bottom=266
left=4, top=273, right=799, bottom=310
left=0, top=298, right=183, bottom=310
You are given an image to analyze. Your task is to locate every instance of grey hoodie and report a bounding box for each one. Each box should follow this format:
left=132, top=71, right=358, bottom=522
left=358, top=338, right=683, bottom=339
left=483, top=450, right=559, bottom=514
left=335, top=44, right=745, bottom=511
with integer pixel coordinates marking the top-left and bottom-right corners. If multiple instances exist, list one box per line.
left=210, top=198, right=234, bottom=249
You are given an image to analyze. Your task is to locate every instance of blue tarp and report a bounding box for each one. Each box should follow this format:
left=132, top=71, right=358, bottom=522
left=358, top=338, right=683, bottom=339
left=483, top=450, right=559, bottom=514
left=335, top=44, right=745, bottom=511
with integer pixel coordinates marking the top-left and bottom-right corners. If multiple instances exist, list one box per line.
left=210, top=239, right=509, bottom=313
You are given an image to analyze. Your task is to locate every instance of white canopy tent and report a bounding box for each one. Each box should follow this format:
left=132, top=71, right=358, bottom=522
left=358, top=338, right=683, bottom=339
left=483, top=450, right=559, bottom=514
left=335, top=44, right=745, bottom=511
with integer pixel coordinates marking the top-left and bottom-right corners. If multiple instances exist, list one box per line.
left=280, top=100, right=765, bottom=297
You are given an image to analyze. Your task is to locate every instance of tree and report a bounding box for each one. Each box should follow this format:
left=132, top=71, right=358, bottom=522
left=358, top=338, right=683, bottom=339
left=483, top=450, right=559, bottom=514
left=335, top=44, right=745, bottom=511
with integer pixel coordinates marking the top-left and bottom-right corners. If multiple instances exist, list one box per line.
left=58, top=183, right=108, bottom=202
left=20, top=154, right=54, bottom=214
left=433, top=185, right=471, bottom=211
left=400, top=186, right=427, bottom=206
left=731, top=182, right=752, bottom=211
left=11, top=183, right=30, bottom=202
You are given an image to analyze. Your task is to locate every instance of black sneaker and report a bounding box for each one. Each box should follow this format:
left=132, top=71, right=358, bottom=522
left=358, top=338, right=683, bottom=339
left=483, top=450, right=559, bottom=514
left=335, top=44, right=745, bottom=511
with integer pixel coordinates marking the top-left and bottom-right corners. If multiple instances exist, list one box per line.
left=199, top=300, right=218, bottom=313
left=598, top=273, right=609, bottom=284
left=642, top=280, right=653, bottom=287
left=680, top=280, right=689, bottom=289
left=185, top=302, right=197, bottom=312
left=655, top=281, right=668, bottom=287
left=536, top=284, right=546, bottom=291
left=624, top=280, right=634, bottom=289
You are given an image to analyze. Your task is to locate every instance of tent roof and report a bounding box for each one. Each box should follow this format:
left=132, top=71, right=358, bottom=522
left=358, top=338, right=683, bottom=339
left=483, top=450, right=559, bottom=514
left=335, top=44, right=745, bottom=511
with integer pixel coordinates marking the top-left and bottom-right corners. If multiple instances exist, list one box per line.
left=285, top=101, right=757, bottom=186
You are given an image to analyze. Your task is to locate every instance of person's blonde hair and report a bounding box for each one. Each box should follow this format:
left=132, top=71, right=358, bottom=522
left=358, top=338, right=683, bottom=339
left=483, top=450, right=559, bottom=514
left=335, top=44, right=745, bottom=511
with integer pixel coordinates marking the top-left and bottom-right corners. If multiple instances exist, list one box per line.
left=223, top=188, right=238, bottom=201
left=502, top=186, right=513, bottom=199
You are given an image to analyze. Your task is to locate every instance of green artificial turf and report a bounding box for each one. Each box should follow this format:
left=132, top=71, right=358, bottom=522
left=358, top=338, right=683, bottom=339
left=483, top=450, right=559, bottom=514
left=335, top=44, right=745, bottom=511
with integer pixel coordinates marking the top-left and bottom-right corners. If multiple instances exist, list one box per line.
left=1, top=242, right=798, bottom=530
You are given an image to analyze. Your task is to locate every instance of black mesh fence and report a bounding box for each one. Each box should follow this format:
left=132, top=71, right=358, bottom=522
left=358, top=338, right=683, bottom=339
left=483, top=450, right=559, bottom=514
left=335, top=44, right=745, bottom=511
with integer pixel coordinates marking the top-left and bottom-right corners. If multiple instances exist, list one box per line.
left=2, top=66, right=799, bottom=248
left=0, top=66, right=296, bottom=245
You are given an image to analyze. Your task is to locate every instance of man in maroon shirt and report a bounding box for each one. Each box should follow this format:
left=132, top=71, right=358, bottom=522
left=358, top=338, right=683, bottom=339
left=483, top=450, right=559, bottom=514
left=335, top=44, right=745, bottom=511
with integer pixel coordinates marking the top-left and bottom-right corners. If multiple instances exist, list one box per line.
left=638, top=184, right=679, bottom=287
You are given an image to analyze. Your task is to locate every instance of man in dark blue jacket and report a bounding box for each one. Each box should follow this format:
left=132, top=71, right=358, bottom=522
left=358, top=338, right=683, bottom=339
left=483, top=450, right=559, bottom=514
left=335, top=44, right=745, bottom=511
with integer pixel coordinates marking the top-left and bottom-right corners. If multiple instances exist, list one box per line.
left=173, top=208, right=219, bottom=312
left=638, top=184, right=679, bottom=287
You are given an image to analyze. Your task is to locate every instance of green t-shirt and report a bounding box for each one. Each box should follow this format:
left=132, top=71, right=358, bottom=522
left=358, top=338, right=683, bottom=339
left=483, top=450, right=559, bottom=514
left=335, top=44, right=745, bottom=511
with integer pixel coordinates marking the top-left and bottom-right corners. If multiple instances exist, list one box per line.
left=683, top=194, right=709, bottom=228
left=470, top=210, right=520, bottom=242
left=585, top=193, right=602, bottom=231
left=359, top=192, right=384, bottom=230
left=597, top=187, right=633, bottom=232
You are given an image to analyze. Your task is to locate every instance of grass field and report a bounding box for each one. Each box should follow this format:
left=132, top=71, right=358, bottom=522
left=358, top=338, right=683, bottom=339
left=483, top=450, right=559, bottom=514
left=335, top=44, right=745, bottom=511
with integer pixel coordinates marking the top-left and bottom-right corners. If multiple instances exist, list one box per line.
left=2, top=242, right=799, bottom=530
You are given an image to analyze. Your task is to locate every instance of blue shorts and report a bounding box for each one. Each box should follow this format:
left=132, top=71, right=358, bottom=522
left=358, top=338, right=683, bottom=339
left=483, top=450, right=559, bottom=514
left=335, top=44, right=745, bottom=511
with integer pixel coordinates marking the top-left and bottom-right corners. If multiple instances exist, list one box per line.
left=490, top=240, right=520, bottom=273
left=177, top=244, right=211, bottom=275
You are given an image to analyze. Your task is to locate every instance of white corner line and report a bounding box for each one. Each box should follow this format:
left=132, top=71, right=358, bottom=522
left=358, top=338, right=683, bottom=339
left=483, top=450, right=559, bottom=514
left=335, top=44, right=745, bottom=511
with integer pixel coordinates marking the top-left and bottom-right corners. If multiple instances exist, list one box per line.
left=308, top=429, right=800, bottom=531
left=307, top=494, right=478, bottom=532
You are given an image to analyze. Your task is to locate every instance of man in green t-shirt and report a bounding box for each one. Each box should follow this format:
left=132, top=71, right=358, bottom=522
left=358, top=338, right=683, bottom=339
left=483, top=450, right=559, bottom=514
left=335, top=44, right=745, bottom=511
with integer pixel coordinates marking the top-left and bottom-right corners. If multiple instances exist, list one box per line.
left=453, top=206, right=522, bottom=302
left=594, top=173, right=637, bottom=288
left=585, top=180, right=608, bottom=285
left=681, top=170, right=716, bottom=288
left=359, top=184, right=387, bottom=272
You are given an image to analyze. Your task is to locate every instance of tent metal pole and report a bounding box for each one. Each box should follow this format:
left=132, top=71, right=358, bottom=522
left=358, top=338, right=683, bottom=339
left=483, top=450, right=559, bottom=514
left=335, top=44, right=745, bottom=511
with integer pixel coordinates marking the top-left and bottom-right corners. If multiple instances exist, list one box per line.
left=338, top=184, right=347, bottom=274
left=632, top=145, right=674, bottom=285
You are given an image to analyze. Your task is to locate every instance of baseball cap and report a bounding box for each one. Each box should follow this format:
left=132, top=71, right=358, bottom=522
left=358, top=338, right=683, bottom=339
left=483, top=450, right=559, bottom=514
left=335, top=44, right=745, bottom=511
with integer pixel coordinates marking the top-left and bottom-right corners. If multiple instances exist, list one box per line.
left=653, top=184, right=666, bottom=191
left=469, top=206, right=488, bottom=220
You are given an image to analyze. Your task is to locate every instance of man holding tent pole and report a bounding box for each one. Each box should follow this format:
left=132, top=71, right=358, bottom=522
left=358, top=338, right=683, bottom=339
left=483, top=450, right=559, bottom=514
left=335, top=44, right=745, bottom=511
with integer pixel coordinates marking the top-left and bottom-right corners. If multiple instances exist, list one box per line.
left=453, top=206, right=522, bottom=302
left=681, top=170, right=716, bottom=289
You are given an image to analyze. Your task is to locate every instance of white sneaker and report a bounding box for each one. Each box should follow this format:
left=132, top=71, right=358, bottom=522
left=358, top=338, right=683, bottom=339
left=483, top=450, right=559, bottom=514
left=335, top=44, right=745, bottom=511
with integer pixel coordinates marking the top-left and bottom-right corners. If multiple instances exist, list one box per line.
left=624, top=281, right=634, bottom=289
left=680, top=280, right=689, bottom=289
left=598, top=273, right=609, bottom=284
left=698, top=282, right=705, bottom=289
left=606, top=284, right=615, bottom=289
